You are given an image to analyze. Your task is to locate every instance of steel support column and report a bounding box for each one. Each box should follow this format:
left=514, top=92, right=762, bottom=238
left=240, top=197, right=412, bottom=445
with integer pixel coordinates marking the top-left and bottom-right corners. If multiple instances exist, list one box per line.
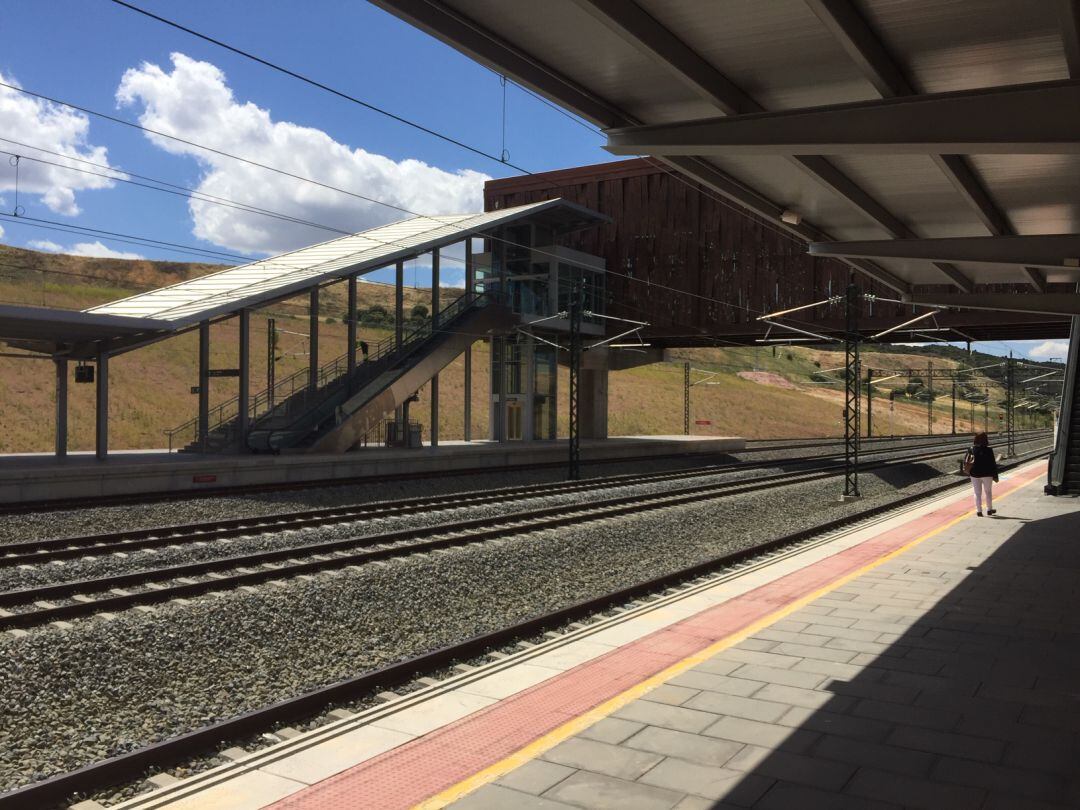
left=267, top=318, right=276, bottom=411
left=308, top=287, right=319, bottom=392
left=395, top=260, right=404, bottom=427
left=865, top=367, right=872, bottom=438
left=1005, top=357, right=1016, bottom=456
left=927, top=361, right=934, bottom=435
left=683, top=361, right=690, bottom=435
left=430, top=248, right=440, bottom=448
left=95, top=349, right=109, bottom=460
left=198, top=321, right=210, bottom=453
left=54, top=357, right=68, bottom=458
left=238, top=310, right=250, bottom=451
left=347, top=275, right=357, bottom=395
left=464, top=238, right=473, bottom=442
left=842, top=283, right=861, bottom=499
left=568, top=276, right=583, bottom=480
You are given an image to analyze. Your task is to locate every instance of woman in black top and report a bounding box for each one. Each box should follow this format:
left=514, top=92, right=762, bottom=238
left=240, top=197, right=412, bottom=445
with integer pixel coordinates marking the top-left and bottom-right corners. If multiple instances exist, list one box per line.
left=967, top=432, right=1000, bottom=516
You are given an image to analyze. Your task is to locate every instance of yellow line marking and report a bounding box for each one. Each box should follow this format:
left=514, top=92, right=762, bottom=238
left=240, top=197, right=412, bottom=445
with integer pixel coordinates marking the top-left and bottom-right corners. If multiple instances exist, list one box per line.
left=413, top=465, right=1042, bottom=809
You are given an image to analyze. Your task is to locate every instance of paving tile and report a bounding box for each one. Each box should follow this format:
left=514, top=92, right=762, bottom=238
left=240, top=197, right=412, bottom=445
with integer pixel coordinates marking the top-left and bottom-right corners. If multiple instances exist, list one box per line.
left=671, top=796, right=743, bottom=810
left=887, top=725, right=1004, bottom=762
left=789, top=657, right=875, bottom=681
left=813, top=733, right=934, bottom=776
left=723, top=745, right=855, bottom=790
left=734, top=637, right=777, bottom=652
left=642, top=684, right=699, bottom=706
left=805, top=623, right=883, bottom=642
left=579, top=716, right=646, bottom=745
left=777, top=705, right=892, bottom=742
left=689, top=657, right=741, bottom=676
left=844, top=766, right=986, bottom=810
left=702, top=715, right=818, bottom=752
left=613, top=699, right=720, bottom=734
left=849, top=651, right=944, bottom=673
left=825, top=678, right=921, bottom=707
left=754, top=780, right=901, bottom=810
left=542, top=737, right=663, bottom=781
left=637, top=758, right=773, bottom=806
left=453, top=784, right=577, bottom=809
left=751, top=682, right=854, bottom=712
left=497, top=760, right=577, bottom=795
left=932, top=755, right=1068, bottom=803
left=772, top=641, right=859, bottom=663
left=682, top=690, right=790, bottom=723
left=1002, top=738, right=1080, bottom=777
left=544, top=770, right=683, bottom=810
left=714, top=648, right=803, bottom=668
left=669, top=669, right=763, bottom=696
left=622, top=725, right=743, bottom=768
left=727, top=664, right=825, bottom=689
left=261, top=725, right=413, bottom=785
left=372, top=691, right=496, bottom=736
left=799, top=613, right=857, bottom=629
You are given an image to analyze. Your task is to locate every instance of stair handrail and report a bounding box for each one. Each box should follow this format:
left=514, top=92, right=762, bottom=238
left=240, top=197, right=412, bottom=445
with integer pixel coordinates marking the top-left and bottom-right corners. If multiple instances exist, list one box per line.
left=165, top=292, right=483, bottom=450
left=252, top=291, right=488, bottom=452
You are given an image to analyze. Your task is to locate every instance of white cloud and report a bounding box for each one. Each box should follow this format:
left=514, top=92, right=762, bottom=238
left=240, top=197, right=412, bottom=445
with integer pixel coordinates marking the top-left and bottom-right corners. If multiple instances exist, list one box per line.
left=116, top=53, right=490, bottom=256
left=0, top=224, right=4, bottom=238
left=0, top=72, right=119, bottom=215
left=1028, top=340, right=1070, bottom=360
left=26, top=238, right=143, bottom=260
left=27, top=239, right=62, bottom=252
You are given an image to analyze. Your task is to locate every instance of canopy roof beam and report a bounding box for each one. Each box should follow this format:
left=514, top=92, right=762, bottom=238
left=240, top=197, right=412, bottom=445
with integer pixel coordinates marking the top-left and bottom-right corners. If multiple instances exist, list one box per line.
left=1061, top=0, right=1080, bottom=78
left=605, top=79, right=1080, bottom=155
left=804, top=0, right=1012, bottom=239
left=810, top=234, right=1080, bottom=269
left=568, top=0, right=938, bottom=288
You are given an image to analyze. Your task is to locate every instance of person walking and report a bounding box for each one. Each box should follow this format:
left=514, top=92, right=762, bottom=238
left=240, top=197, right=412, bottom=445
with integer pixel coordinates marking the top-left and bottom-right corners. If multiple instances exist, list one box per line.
left=964, top=432, right=1000, bottom=516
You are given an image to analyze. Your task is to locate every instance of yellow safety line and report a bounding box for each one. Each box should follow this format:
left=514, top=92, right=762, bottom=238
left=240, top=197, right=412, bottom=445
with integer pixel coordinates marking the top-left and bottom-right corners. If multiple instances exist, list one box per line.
left=414, top=465, right=1042, bottom=809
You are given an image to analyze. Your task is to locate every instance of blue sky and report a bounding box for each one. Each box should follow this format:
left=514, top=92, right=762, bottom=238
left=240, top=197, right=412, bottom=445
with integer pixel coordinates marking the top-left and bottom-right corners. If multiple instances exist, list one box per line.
left=0, top=0, right=1067, bottom=361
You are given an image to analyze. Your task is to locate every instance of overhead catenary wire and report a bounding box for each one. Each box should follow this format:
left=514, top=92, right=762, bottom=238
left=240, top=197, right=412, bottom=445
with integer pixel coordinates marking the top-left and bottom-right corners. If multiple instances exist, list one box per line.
left=105, top=0, right=534, bottom=174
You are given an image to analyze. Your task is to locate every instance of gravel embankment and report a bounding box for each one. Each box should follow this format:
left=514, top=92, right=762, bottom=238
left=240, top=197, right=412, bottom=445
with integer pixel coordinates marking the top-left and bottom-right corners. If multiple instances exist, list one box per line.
left=0, top=445, right=1045, bottom=797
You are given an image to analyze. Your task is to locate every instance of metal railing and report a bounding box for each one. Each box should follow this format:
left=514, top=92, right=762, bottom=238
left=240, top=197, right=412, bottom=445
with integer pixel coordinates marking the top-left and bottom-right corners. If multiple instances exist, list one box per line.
left=165, top=291, right=485, bottom=452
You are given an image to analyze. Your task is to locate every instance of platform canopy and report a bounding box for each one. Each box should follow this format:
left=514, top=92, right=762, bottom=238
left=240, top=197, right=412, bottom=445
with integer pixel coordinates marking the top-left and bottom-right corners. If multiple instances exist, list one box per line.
left=372, top=0, right=1080, bottom=307
left=0, top=198, right=605, bottom=357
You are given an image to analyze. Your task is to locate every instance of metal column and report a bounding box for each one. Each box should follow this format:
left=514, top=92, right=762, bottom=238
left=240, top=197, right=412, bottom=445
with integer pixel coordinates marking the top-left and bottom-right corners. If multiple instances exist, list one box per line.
left=951, top=379, right=957, bottom=435
left=347, top=275, right=357, bottom=394
left=238, top=310, right=250, bottom=452
left=54, top=357, right=67, bottom=457
left=1005, top=356, right=1016, bottom=456
left=308, top=287, right=319, bottom=391
left=842, top=283, right=861, bottom=500
left=430, top=248, right=440, bottom=447
left=683, top=362, right=690, bottom=435
left=463, top=239, right=473, bottom=441
left=267, top=318, right=276, bottom=411
left=568, top=276, right=583, bottom=480
left=927, top=361, right=933, bottom=435
left=395, top=260, right=404, bottom=428
left=95, top=349, right=109, bottom=460
left=865, top=367, right=873, bottom=439
left=199, top=321, right=210, bottom=453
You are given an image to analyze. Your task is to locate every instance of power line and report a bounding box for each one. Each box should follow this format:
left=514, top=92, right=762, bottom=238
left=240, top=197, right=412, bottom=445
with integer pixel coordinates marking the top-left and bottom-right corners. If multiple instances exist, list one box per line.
left=105, top=0, right=532, bottom=174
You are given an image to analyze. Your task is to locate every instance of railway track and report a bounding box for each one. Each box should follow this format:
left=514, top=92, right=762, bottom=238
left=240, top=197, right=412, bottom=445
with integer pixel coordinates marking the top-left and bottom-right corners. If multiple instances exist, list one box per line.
left=0, top=444, right=1051, bottom=810
left=0, top=431, right=1045, bottom=567
left=0, top=437, right=1049, bottom=631
left=0, top=429, right=1041, bottom=517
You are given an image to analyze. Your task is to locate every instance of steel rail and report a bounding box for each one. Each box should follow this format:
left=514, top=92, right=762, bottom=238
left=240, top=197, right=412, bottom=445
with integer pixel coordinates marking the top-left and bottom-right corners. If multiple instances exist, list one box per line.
left=0, top=431, right=1036, bottom=566
left=0, top=440, right=1047, bottom=630
left=0, top=447, right=1050, bottom=810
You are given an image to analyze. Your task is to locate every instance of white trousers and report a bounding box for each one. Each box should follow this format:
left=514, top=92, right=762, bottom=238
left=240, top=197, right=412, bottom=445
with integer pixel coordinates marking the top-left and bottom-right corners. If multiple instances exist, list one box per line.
left=971, top=476, right=993, bottom=512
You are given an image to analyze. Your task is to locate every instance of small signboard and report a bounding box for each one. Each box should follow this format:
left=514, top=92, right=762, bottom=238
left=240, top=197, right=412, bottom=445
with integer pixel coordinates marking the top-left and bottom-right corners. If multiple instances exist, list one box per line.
left=190, top=386, right=201, bottom=395
left=192, top=474, right=218, bottom=484
left=695, top=419, right=712, bottom=426
left=207, top=368, right=241, bottom=378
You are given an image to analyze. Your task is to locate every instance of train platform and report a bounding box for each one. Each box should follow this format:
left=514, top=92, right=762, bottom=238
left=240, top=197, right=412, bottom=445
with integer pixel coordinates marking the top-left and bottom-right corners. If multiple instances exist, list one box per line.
left=108, top=458, right=1079, bottom=810
left=0, top=435, right=743, bottom=505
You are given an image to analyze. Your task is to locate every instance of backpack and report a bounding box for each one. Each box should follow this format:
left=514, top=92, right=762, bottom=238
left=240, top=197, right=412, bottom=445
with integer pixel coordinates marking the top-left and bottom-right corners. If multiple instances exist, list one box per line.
left=962, top=449, right=975, bottom=475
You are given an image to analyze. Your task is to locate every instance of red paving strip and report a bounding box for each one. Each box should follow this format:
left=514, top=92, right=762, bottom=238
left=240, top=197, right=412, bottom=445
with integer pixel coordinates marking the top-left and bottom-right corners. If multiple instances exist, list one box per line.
left=266, top=464, right=1043, bottom=810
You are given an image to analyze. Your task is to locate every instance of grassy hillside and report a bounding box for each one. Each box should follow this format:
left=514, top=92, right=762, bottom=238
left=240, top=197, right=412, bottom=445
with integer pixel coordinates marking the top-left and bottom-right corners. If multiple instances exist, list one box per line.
left=0, top=246, right=1052, bottom=452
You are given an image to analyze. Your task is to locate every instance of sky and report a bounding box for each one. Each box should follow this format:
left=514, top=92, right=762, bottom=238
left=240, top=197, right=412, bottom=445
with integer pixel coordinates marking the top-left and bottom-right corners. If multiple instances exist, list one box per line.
left=0, top=0, right=1068, bottom=361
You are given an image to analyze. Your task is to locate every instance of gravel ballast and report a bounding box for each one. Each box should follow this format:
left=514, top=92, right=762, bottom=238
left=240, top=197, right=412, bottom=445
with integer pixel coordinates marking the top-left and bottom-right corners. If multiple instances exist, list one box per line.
left=0, top=444, right=1046, bottom=797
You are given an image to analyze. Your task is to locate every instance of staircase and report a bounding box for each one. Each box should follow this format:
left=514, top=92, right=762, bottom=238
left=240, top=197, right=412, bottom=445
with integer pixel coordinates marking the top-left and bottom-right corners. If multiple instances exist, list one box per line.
left=246, top=292, right=513, bottom=453
left=1047, top=315, right=1080, bottom=495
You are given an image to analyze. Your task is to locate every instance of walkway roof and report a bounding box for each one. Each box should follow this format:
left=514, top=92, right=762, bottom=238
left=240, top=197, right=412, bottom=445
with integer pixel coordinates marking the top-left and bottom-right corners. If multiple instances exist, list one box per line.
left=0, top=198, right=606, bottom=358
left=372, top=0, right=1080, bottom=306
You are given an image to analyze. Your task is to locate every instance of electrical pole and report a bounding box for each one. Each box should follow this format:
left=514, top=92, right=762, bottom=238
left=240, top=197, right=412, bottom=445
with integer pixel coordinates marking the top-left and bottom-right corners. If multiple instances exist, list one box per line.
left=951, top=377, right=956, bottom=435
left=842, top=282, right=861, bottom=500
left=865, top=367, right=873, bottom=438
left=568, top=276, right=582, bottom=481
left=684, top=361, right=691, bottom=435
left=927, top=360, right=933, bottom=435
left=1005, top=355, right=1016, bottom=457
left=984, top=386, right=989, bottom=433
left=267, top=317, right=276, bottom=411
